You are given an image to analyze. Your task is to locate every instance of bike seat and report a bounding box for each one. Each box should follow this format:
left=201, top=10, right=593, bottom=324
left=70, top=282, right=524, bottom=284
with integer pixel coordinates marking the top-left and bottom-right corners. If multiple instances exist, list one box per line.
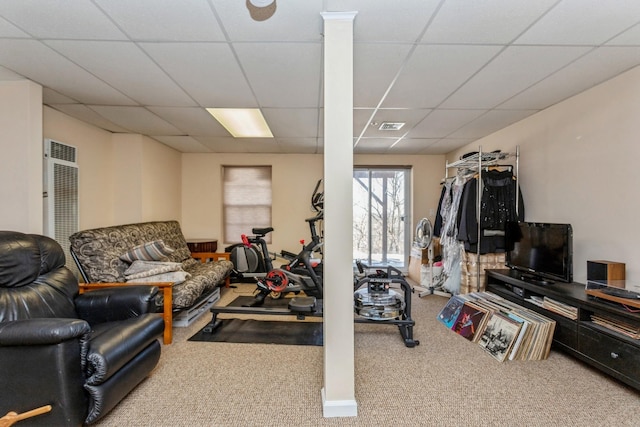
left=252, top=227, right=274, bottom=236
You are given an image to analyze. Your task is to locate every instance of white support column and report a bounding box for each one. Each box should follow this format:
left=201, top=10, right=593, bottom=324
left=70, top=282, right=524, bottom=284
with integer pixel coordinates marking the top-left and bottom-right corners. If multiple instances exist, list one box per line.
left=320, top=11, right=358, bottom=418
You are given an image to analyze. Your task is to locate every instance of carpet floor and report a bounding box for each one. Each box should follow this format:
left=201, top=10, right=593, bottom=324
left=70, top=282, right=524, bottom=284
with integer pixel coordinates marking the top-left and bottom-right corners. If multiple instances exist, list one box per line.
left=92, top=283, right=640, bottom=427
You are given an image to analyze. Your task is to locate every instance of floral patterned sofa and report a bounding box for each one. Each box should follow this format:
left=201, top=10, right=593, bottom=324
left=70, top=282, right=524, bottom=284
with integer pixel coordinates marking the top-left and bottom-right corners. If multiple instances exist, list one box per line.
left=69, top=221, right=233, bottom=339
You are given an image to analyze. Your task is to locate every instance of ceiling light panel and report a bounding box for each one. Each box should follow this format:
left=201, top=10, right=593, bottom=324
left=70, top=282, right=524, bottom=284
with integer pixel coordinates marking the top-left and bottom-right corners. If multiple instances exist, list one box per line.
left=206, top=108, right=274, bottom=138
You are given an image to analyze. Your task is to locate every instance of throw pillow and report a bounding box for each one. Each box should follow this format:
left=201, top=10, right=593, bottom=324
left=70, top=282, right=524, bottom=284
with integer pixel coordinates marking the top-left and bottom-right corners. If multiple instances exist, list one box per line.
left=119, top=240, right=175, bottom=263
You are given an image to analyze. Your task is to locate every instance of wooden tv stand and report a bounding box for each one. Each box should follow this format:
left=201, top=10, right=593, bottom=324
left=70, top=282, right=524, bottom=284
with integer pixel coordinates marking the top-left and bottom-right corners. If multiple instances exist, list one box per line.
left=486, top=269, right=640, bottom=391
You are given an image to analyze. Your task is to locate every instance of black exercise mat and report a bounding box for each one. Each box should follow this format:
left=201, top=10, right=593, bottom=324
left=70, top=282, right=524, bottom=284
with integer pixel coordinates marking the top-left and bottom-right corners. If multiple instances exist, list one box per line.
left=227, top=295, right=290, bottom=308
left=189, top=318, right=323, bottom=346
left=189, top=294, right=322, bottom=346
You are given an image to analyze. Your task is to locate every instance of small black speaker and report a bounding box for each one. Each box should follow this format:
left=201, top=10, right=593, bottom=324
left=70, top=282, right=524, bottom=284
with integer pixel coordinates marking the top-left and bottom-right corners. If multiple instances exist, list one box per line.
left=587, top=260, right=625, bottom=282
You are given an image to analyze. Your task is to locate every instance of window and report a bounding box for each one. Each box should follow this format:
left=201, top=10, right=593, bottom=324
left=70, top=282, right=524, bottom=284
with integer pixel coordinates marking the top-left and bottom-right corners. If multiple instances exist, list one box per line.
left=223, top=166, right=272, bottom=243
left=353, top=167, right=411, bottom=268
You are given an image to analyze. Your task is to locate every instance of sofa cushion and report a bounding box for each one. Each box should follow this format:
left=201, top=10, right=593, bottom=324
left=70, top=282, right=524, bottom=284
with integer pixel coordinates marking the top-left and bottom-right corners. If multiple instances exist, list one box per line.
left=168, top=259, right=234, bottom=309
left=119, top=240, right=175, bottom=263
left=69, top=221, right=192, bottom=283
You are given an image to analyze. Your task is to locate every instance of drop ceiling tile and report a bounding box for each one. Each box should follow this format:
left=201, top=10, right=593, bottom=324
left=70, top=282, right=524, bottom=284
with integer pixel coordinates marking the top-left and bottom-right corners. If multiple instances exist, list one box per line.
left=408, top=109, right=487, bottom=138
left=515, top=0, right=640, bottom=45
left=354, top=43, right=413, bottom=108
left=213, top=0, right=323, bottom=42
left=43, top=88, right=77, bottom=104
left=88, top=106, right=183, bottom=135
left=500, top=47, right=640, bottom=109
left=327, top=0, right=441, bottom=42
left=45, top=41, right=196, bottom=107
left=448, top=109, right=537, bottom=139
left=49, top=104, right=129, bottom=133
left=147, top=107, right=229, bottom=136
left=0, top=0, right=126, bottom=39
left=262, top=108, right=320, bottom=138
left=441, top=45, right=591, bottom=109
left=426, top=138, right=476, bottom=154
left=354, top=138, right=397, bottom=153
left=0, top=15, right=28, bottom=37
left=382, top=44, right=502, bottom=108
left=423, top=0, right=557, bottom=44
left=140, top=42, right=257, bottom=108
left=194, top=136, right=281, bottom=153
left=0, top=39, right=136, bottom=105
left=276, top=138, right=320, bottom=154
left=95, top=0, right=225, bottom=41
left=607, top=22, right=640, bottom=45
left=387, top=138, right=440, bottom=154
left=353, top=109, right=377, bottom=136
left=0, top=65, right=24, bottom=80
left=151, top=136, right=213, bottom=153
left=234, top=42, right=321, bottom=108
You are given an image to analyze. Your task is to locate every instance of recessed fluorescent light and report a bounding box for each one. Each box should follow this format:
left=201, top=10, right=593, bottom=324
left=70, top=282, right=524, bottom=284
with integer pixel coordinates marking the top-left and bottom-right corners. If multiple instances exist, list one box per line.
left=206, top=108, right=273, bottom=138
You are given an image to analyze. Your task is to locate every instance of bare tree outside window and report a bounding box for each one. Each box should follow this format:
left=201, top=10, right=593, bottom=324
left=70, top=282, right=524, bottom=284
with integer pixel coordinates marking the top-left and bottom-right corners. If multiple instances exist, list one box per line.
left=353, top=168, right=410, bottom=267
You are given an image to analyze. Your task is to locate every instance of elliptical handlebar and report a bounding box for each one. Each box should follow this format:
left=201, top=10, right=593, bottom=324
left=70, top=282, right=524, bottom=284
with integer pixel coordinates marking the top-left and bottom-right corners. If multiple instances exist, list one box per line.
left=311, top=179, right=324, bottom=213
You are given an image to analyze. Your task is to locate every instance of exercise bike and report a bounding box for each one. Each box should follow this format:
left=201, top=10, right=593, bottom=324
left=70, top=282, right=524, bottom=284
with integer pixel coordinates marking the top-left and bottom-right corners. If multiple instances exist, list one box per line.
left=242, top=208, right=324, bottom=307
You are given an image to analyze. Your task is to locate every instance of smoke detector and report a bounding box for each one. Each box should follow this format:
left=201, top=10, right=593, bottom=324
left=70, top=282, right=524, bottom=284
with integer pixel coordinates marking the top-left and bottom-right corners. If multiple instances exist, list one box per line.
left=378, top=122, right=405, bottom=131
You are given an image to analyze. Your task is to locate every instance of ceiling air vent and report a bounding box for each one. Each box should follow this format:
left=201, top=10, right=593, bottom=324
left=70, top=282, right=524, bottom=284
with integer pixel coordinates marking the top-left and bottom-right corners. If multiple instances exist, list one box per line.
left=378, top=122, right=405, bottom=131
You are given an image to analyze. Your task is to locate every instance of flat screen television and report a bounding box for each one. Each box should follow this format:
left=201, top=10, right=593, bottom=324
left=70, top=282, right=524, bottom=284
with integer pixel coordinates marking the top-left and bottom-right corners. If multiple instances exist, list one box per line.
left=505, top=222, right=573, bottom=284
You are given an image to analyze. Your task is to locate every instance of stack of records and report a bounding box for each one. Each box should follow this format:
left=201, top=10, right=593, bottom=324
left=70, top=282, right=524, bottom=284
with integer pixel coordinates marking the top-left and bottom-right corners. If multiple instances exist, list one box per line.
left=541, top=296, right=578, bottom=320
left=591, top=314, right=640, bottom=339
left=437, top=292, right=556, bottom=362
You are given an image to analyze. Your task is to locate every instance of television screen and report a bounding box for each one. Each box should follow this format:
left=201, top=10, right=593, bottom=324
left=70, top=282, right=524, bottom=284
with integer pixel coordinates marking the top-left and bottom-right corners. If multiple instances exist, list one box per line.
left=505, top=222, right=573, bottom=283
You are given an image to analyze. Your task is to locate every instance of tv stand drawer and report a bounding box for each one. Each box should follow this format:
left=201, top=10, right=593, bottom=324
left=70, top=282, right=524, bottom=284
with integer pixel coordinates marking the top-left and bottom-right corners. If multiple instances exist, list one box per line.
left=578, top=326, right=640, bottom=381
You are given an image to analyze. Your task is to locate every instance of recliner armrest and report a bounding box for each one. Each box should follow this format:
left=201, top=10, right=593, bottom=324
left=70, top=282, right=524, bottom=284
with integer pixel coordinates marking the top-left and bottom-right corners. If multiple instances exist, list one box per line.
left=0, top=318, right=90, bottom=346
left=75, top=285, right=159, bottom=325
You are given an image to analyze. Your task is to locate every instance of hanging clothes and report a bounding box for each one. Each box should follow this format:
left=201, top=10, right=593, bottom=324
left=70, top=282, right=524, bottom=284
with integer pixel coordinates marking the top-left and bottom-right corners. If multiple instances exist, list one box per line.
left=433, top=184, right=447, bottom=238
left=439, top=175, right=469, bottom=294
left=457, top=169, right=524, bottom=254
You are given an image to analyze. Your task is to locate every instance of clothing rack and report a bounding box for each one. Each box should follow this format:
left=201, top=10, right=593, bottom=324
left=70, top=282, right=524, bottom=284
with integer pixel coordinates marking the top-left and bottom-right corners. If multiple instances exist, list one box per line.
left=444, top=146, right=520, bottom=291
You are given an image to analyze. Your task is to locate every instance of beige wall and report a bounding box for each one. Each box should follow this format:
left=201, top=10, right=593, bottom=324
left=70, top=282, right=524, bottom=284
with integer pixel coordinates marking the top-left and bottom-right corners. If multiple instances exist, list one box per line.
left=44, top=107, right=115, bottom=229
left=181, top=153, right=445, bottom=255
left=112, top=134, right=182, bottom=225
left=448, top=65, right=640, bottom=283
left=0, top=81, right=43, bottom=233
left=43, top=107, right=182, bottom=230
left=181, top=153, right=324, bottom=250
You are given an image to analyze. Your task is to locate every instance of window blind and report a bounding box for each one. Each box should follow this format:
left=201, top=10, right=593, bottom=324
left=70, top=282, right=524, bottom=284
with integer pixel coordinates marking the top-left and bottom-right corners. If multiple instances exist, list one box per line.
left=223, top=166, right=272, bottom=243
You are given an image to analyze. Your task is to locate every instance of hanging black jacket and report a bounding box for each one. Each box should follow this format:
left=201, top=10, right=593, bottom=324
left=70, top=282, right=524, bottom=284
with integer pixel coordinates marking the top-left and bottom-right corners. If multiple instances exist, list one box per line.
left=457, top=169, right=524, bottom=254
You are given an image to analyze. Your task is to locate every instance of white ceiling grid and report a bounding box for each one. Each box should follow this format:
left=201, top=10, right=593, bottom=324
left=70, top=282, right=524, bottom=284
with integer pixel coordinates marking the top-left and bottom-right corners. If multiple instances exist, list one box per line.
left=0, top=0, right=638, bottom=154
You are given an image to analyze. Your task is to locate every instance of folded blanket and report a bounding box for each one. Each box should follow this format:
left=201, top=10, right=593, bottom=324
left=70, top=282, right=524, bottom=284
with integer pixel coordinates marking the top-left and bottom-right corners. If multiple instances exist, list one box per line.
left=125, top=260, right=183, bottom=280
left=126, top=270, right=191, bottom=285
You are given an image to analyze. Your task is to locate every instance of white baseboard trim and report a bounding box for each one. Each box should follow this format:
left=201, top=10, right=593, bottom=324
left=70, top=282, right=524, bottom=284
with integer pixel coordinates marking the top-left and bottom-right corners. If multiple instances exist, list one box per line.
left=321, top=388, right=358, bottom=418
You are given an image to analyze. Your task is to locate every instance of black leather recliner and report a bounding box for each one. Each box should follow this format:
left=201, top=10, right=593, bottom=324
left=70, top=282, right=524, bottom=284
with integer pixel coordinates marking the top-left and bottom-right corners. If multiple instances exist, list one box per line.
left=0, top=231, right=165, bottom=425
